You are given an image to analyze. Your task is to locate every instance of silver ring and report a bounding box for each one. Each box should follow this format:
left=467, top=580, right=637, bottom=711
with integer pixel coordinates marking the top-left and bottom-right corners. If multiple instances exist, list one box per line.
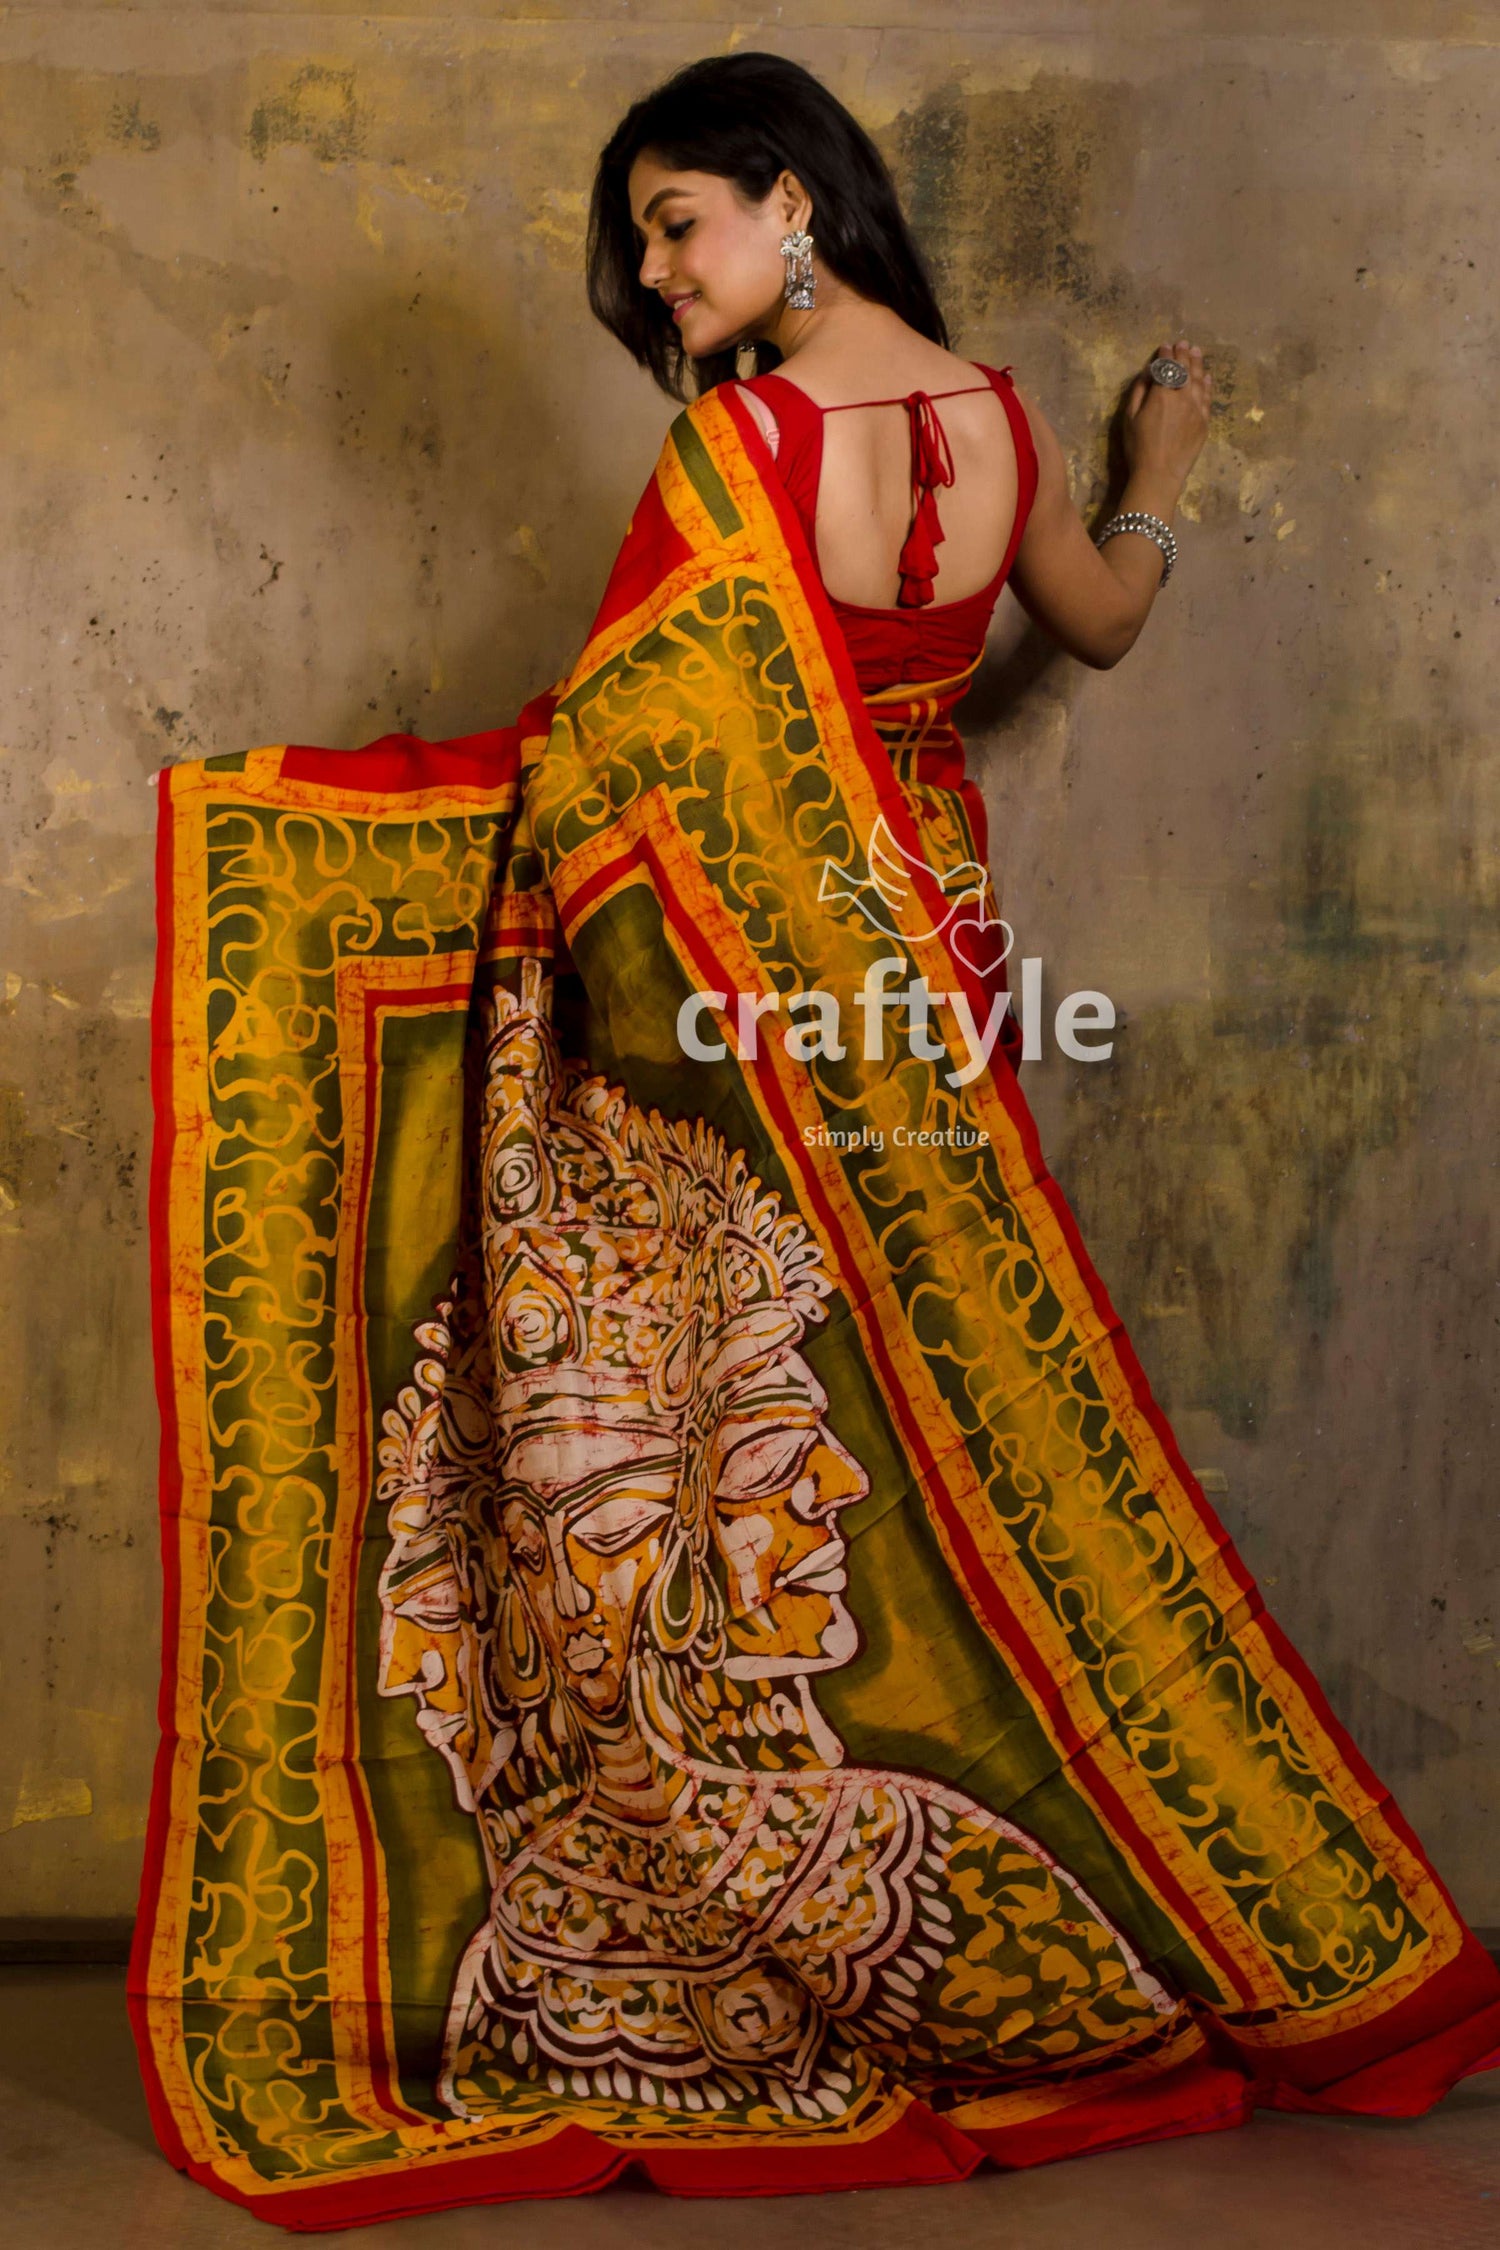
left=1149, top=356, right=1189, bottom=388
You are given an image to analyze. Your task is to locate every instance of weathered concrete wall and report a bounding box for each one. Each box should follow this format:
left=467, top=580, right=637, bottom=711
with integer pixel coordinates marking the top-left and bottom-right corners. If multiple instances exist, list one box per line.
left=2, top=3, right=1495, bottom=1921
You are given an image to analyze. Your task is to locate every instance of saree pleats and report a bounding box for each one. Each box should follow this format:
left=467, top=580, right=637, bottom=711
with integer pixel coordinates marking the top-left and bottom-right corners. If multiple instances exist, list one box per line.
left=132, top=386, right=1500, bottom=2228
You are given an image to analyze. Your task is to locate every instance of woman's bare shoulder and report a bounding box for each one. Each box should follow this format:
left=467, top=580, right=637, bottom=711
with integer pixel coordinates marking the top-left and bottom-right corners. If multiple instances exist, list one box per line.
left=728, top=381, right=780, bottom=455
left=1004, top=374, right=1053, bottom=438
left=1006, top=377, right=1071, bottom=515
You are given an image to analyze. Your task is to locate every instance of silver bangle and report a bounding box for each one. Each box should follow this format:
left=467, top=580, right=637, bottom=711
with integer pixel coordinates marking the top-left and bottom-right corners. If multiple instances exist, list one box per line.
left=1096, top=509, right=1177, bottom=585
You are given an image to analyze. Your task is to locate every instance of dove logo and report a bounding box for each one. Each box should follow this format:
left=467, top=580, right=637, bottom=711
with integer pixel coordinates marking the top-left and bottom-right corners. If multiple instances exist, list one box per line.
left=816, top=814, right=1015, bottom=982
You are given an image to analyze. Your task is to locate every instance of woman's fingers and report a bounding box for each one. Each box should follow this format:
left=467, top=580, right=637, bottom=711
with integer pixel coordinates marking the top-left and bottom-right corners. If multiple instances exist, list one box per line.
left=1151, top=338, right=1213, bottom=400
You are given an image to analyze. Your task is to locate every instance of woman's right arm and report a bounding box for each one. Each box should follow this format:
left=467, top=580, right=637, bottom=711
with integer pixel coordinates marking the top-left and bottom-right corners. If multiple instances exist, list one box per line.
left=1008, top=340, right=1212, bottom=671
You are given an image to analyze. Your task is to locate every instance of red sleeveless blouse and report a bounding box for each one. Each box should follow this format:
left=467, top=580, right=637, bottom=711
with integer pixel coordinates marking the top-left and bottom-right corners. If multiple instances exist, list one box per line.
left=736, top=362, right=1038, bottom=697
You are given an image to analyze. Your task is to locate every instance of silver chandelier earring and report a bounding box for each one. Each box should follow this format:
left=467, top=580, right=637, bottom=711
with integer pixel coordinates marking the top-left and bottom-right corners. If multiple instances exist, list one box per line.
left=780, top=229, right=816, bottom=310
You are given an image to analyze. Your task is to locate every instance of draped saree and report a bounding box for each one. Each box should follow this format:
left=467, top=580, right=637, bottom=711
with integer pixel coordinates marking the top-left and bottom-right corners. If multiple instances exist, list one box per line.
left=131, top=382, right=1500, bottom=2230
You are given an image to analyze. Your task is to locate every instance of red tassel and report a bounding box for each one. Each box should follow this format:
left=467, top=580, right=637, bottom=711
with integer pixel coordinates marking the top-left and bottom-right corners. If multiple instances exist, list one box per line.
left=897, top=394, right=957, bottom=608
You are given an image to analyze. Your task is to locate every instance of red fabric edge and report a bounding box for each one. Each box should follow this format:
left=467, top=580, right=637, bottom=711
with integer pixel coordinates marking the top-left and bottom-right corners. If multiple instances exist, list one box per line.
left=640, top=2099, right=981, bottom=2196
left=131, top=2014, right=1500, bottom=2233
left=969, top=2059, right=1252, bottom=2169
left=166, top=2126, right=625, bottom=2234
left=280, top=715, right=536, bottom=791
left=137, top=2108, right=982, bottom=2230
left=584, top=468, right=696, bottom=644
left=1257, top=1957, right=1500, bottom=2116
left=128, top=768, right=194, bottom=2172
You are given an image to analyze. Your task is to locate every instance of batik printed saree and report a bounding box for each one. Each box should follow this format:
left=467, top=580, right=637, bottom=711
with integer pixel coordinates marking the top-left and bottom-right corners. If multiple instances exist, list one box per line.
left=132, top=384, right=1500, bottom=2229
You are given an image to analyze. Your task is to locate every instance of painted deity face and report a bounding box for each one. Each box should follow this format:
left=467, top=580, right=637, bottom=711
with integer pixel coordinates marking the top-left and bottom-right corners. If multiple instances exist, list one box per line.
left=699, top=1309, right=867, bottom=1679
left=495, top=1371, right=680, bottom=1722
left=378, top=1506, right=467, bottom=1736
left=627, top=157, right=808, bottom=362
left=379, top=1492, right=510, bottom=1811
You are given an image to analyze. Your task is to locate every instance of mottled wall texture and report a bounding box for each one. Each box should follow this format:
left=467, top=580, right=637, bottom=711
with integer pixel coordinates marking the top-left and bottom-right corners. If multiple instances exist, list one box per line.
left=2, top=2, right=1496, bottom=1924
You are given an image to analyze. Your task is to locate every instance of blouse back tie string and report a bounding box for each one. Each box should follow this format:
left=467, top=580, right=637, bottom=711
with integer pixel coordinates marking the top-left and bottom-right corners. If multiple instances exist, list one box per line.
left=822, top=385, right=990, bottom=610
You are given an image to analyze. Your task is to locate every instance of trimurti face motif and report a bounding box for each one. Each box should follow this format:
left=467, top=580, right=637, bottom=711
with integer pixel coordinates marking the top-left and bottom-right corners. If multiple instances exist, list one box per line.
left=493, top=1347, right=681, bottom=1721
left=702, top=1325, right=865, bottom=1679
left=377, top=963, right=1181, bottom=2134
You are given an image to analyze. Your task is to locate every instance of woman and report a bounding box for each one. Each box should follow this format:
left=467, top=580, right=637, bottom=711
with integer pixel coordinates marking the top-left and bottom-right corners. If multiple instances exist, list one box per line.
left=132, top=53, right=1497, bottom=2232
left=599, top=57, right=1206, bottom=675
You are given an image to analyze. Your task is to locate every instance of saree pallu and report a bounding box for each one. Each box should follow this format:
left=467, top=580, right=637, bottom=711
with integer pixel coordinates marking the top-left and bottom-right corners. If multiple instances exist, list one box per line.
left=131, top=384, right=1500, bottom=2230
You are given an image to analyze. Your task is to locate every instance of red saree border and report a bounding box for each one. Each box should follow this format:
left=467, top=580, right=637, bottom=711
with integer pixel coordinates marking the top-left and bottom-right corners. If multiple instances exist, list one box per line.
left=130, top=758, right=195, bottom=2176
left=148, top=2104, right=984, bottom=2233
left=156, top=2125, right=625, bottom=2235
left=969, top=2057, right=1252, bottom=2169
left=281, top=707, right=543, bottom=794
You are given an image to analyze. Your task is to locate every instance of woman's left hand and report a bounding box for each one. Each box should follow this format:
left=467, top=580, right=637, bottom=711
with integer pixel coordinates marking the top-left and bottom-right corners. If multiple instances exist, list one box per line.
left=1121, top=337, right=1213, bottom=487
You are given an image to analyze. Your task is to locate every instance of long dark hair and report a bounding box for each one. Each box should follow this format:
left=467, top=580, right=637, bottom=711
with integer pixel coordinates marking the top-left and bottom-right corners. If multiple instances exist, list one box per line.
left=587, top=52, right=949, bottom=403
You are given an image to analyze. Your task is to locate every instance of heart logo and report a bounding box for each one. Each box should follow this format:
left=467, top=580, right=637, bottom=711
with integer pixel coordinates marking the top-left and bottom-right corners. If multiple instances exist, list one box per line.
left=945, top=894, right=1015, bottom=981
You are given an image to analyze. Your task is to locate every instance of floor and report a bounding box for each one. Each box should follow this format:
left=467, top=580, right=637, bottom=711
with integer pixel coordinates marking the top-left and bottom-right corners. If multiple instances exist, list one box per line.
left=2, top=1969, right=1495, bottom=2248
